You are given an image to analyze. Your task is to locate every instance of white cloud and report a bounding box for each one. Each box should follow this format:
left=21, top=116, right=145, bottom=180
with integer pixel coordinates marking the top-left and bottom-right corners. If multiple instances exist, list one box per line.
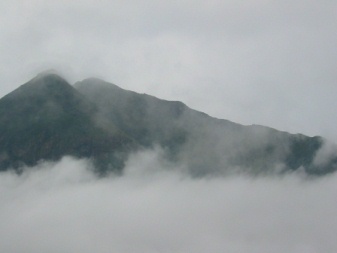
left=0, top=152, right=337, bottom=253
left=313, top=140, right=337, bottom=167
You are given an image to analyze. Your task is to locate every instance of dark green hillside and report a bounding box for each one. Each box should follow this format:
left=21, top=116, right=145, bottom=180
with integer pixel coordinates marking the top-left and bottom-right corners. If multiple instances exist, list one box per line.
left=0, top=73, right=135, bottom=172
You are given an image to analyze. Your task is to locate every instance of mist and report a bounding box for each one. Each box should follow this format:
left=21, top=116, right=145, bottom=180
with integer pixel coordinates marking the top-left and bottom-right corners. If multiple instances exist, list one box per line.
left=1, top=0, right=337, bottom=142
left=1, top=150, right=337, bottom=253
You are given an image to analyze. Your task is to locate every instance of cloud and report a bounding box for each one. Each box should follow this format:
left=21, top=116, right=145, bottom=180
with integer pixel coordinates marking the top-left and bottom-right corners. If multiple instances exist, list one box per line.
left=313, top=140, right=337, bottom=167
left=1, top=2, right=336, bottom=251
left=0, top=151, right=337, bottom=253
left=1, top=0, right=337, bottom=143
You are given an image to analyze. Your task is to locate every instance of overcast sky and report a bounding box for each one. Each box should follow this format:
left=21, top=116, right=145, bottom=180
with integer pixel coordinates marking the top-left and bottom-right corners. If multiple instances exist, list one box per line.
left=1, top=0, right=337, bottom=142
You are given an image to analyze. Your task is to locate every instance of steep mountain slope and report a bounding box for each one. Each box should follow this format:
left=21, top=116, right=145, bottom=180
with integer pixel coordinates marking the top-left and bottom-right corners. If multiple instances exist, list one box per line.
left=75, top=78, right=337, bottom=175
left=0, top=73, right=135, bottom=172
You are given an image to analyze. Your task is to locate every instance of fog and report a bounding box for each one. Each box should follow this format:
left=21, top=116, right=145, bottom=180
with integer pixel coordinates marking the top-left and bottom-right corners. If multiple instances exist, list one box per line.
left=1, top=1, right=337, bottom=142
left=1, top=150, right=337, bottom=253
left=1, top=2, right=336, bottom=251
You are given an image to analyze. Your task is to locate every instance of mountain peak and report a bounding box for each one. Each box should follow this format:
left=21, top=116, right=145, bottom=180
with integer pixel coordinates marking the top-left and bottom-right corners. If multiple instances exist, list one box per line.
left=36, top=69, right=61, bottom=76
left=30, top=70, right=68, bottom=85
left=74, top=77, right=122, bottom=91
left=0, top=72, right=135, bottom=171
left=29, top=69, right=66, bottom=83
left=0, top=71, right=71, bottom=105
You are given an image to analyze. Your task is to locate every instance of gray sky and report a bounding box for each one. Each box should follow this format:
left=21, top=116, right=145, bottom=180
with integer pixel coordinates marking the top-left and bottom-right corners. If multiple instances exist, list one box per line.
left=1, top=0, right=337, bottom=141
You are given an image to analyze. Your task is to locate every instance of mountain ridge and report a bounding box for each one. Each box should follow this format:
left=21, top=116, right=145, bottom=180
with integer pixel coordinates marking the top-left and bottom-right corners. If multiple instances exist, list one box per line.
left=0, top=72, right=336, bottom=176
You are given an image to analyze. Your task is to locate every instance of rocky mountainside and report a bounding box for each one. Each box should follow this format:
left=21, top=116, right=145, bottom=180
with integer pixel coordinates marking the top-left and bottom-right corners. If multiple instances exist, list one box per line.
left=0, top=72, right=336, bottom=175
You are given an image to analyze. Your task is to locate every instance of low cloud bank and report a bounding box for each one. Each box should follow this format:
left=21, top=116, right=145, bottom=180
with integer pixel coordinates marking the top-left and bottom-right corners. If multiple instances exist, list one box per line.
left=1, top=150, right=337, bottom=253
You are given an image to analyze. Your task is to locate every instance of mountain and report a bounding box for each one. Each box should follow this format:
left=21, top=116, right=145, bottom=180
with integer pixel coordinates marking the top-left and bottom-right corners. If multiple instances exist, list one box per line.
left=0, top=73, right=136, bottom=173
left=75, top=78, right=337, bottom=176
left=0, top=72, right=336, bottom=176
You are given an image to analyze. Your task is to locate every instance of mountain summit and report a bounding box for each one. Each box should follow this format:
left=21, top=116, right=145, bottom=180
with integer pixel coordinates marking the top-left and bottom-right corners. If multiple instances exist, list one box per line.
left=0, top=73, right=135, bottom=172
left=0, top=72, right=336, bottom=175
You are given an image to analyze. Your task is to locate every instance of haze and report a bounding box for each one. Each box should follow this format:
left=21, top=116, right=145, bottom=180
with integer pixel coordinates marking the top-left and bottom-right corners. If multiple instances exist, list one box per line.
left=1, top=1, right=337, bottom=252
left=1, top=150, right=337, bottom=253
left=0, top=0, right=337, bottom=141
